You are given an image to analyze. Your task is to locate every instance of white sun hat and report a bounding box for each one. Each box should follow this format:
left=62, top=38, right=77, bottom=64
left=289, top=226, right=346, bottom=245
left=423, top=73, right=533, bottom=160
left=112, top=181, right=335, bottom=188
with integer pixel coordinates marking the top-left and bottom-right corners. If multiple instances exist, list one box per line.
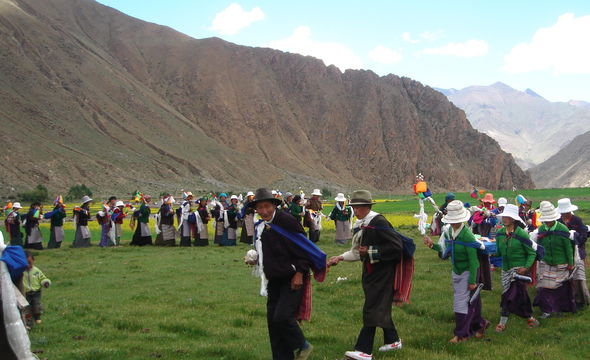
left=538, top=201, right=561, bottom=222
left=246, top=191, right=255, bottom=197
left=557, top=198, right=578, bottom=214
left=12, top=202, right=22, bottom=209
left=497, top=197, right=508, bottom=207
left=497, top=204, right=525, bottom=224
left=115, top=201, right=125, bottom=207
left=230, top=195, right=238, bottom=200
left=441, top=200, right=471, bottom=224
left=334, top=193, right=346, bottom=202
left=311, top=189, right=322, bottom=196
left=81, top=195, right=93, bottom=204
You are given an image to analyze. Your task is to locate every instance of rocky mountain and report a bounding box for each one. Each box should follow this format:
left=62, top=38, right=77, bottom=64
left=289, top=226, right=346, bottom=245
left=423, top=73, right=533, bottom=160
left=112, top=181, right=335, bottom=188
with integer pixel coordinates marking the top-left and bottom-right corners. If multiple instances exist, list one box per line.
left=530, top=130, right=590, bottom=188
left=439, top=82, right=590, bottom=169
left=0, top=0, right=532, bottom=198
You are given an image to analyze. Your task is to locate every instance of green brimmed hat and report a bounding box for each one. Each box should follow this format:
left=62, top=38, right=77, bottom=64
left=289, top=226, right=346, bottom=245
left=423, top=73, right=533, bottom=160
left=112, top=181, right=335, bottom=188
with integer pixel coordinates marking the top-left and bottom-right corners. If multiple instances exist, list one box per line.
left=348, top=190, right=376, bottom=206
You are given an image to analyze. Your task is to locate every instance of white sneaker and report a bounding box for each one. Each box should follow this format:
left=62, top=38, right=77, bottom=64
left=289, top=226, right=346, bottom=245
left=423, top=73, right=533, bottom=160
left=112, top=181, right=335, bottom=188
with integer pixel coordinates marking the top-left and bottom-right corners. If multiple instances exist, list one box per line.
left=344, top=351, right=372, bottom=360
left=378, top=340, right=402, bottom=352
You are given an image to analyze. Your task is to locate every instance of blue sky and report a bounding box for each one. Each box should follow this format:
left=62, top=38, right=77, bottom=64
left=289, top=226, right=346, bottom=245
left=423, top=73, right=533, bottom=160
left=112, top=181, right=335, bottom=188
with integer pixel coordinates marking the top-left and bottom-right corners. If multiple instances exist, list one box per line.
left=97, top=1, right=590, bottom=102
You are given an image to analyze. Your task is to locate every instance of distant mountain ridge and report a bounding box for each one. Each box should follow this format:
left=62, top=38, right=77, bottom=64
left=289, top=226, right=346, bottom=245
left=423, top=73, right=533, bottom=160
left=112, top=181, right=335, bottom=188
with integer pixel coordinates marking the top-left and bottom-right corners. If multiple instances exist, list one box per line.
left=530, top=130, right=590, bottom=188
left=437, top=82, right=590, bottom=170
left=0, top=0, right=532, bottom=196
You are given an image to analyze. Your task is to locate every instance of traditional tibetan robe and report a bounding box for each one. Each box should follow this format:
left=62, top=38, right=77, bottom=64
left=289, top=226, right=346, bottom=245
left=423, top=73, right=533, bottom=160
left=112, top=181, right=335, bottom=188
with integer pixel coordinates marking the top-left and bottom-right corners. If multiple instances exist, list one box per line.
left=305, top=198, right=323, bottom=243
left=338, top=211, right=403, bottom=354
left=4, top=210, right=22, bottom=246
left=24, top=208, right=44, bottom=250
left=73, top=204, right=91, bottom=248
left=111, top=208, right=126, bottom=244
left=177, top=201, right=193, bottom=247
left=533, top=222, right=576, bottom=314
left=495, top=226, right=536, bottom=319
left=195, top=206, right=210, bottom=246
left=44, top=206, right=66, bottom=249
left=156, top=203, right=176, bottom=246
left=240, top=203, right=256, bottom=244
left=212, top=200, right=229, bottom=245
left=328, top=203, right=352, bottom=245
left=97, top=205, right=114, bottom=247
left=559, top=215, right=589, bottom=308
left=131, top=204, right=152, bottom=246
left=223, top=203, right=239, bottom=246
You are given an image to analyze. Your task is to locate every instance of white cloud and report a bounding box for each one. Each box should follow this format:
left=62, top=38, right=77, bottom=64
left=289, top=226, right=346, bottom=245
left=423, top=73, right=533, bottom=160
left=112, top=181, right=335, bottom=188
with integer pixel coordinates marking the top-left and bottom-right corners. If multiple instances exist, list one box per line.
left=402, top=32, right=420, bottom=44
left=420, top=30, right=443, bottom=41
left=209, top=3, right=265, bottom=35
left=503, top=13, right=590, bottom=74
left=369, top=45, right=402, bottom=64
left=267, top=26, right=363, bottom=70
left=423, top=39, right=489, bottom=57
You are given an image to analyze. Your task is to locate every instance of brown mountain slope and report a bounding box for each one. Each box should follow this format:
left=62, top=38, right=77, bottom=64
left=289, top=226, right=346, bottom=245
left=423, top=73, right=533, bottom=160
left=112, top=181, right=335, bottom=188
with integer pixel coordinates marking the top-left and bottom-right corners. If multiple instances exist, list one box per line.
left=529, top=131, right=590, bottom=188
left=0, top=0, right=533, bottom=197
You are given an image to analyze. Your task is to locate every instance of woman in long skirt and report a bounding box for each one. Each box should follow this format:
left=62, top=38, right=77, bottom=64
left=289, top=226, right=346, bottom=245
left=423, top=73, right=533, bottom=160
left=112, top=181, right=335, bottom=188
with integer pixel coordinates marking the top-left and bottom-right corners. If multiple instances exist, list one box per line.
left=212, top=193, right=229, bottom=245
left=494, top=204, right=539, bottom=331
left=44, top=197, right=66, bottom=249
left=195, top=198, right=210, bottom=246
left=531, top=201, right=576, bottom=318
left=131, top=195, right=153, bottom=246
left=4, top=202, right=23, bottom=246
left=329, top=193, right=352, bottom=245
left=240, top=192, right=255, bottom=244
left=156, top=195, right=176, bottom=246
left=424, top=200, right=490, bottom=343
left=24, top=203, right=44, bottom=250
left=178, top=193, right=193, bottom=247
left=73, top=196, right=93, bottom=248
left=557, top=198, right=590, bottom=308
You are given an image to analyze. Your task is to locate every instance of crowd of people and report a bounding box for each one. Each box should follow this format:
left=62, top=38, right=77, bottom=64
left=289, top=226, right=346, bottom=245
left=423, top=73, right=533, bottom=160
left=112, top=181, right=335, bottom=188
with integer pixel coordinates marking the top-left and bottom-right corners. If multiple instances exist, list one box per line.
left=1, top=189, right=352, bottom=250
left=1, top=184, right=587, bottom=360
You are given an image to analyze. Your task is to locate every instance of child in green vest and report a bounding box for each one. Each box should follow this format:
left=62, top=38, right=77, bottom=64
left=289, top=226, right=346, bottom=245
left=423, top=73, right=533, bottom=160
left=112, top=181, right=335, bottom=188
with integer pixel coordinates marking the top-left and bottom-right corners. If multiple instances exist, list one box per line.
left=23, top=251, right=51, bottom=326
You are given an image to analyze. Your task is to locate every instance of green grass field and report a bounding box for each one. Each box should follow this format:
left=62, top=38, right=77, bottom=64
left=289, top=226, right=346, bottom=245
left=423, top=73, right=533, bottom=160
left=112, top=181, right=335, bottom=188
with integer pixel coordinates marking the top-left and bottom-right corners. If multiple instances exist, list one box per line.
left=1, top=188, right=589, bottom=359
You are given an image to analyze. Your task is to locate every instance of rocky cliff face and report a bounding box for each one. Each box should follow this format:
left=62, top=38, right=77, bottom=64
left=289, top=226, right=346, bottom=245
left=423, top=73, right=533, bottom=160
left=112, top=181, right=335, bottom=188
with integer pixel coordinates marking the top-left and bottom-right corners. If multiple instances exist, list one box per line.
left=0, top=0, right=533, bottom=196
left=438, top=82, right=590, bottom=169
left=530, top=131, right=590, bottom=188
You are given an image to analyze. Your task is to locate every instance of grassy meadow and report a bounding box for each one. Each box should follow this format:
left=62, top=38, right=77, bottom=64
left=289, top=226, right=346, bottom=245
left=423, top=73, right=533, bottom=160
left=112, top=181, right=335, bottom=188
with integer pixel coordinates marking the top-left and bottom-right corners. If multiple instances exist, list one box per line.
left=1, top=188, right=589, bottom=359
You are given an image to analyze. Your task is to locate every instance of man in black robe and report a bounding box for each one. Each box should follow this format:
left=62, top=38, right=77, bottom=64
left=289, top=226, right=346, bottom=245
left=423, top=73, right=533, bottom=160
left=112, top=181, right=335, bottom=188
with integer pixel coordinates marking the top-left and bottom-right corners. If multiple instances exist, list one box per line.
left=246, top=188, right=314, bottom=360
left=328, top=190, right=404, bottom=360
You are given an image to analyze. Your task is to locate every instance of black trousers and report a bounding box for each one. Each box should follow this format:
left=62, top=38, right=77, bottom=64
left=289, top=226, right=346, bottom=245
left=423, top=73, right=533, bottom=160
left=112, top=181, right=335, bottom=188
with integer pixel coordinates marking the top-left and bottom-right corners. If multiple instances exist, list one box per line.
left=267, top=277, right=306, bottom=360
left=355, top=325, right=399, bottom=355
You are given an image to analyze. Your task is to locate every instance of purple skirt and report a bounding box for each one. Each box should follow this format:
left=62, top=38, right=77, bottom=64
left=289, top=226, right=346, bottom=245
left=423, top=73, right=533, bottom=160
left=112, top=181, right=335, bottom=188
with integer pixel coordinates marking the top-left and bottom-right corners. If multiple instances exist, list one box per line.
left=534, top=281, right=577, bottom=314
left=501, top=279, right=533, bottom=318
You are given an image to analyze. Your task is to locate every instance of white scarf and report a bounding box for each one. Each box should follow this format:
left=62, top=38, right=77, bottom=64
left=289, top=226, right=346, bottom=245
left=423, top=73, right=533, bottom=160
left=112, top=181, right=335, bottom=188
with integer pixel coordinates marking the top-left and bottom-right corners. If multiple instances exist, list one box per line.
left=252, top=211, right=276, bottom=297
left=340, top=210, right=380, bottom=261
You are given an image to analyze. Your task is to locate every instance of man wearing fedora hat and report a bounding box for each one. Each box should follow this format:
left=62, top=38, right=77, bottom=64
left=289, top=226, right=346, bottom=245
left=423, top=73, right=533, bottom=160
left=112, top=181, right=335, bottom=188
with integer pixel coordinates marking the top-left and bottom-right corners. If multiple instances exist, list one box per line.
left=494, top=204, right=539, bottom=332
left=328, top=190, right=404, bottom=359
left=530, top=201, right=576, bottom=318
left=4, top=202, right=23, bottom=246
left=424, top=200, right=490, bottom=343
left=557, top=198, right=589, bottom=309
left=246, top=188, right=315, bottom=360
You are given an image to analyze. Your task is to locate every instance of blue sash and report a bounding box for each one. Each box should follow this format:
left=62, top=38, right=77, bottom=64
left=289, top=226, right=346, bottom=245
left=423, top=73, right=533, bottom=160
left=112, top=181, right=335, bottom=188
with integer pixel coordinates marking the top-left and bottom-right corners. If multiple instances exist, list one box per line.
left=267, top=223, right=327, bottom=271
